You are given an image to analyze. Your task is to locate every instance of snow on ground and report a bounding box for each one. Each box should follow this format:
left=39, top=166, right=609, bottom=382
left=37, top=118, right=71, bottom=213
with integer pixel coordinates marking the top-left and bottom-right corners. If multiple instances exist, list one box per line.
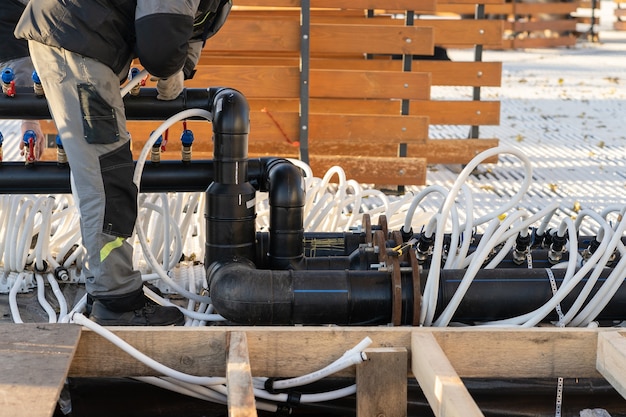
left=423, top=0, right=626, bottom=229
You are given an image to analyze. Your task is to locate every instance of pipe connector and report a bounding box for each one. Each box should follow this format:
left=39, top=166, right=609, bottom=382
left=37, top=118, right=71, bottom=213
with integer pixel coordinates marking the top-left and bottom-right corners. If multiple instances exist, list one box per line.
left=512, top=231, right=532, bottom=265
left=415, top=233, right=434, bottom=264
left=547, top=232, right=567, bottom=264
left=32, top=71, right=44, bottom=97
left=2, top=67, right=16, bottom=97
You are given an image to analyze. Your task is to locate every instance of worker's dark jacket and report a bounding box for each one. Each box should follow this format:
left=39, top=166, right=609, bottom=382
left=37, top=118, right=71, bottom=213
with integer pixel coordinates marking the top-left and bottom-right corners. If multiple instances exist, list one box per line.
left=14, top=0, right=230, bottom=78
left=0, top=0, right=29, bottom=62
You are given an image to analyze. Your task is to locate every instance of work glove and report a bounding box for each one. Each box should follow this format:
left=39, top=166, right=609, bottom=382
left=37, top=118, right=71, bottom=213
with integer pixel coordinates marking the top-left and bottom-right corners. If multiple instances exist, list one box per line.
left=155, top=71, right=184, bottom=100
left=19, top=120, right=44, bottom=161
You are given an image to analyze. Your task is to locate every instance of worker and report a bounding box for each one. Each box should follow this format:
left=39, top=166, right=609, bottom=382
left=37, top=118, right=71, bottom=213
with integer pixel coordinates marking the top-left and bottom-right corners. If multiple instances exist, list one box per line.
left=0, top=0, right=44, bottom=161
left=13, top=0, right=231, bottom=325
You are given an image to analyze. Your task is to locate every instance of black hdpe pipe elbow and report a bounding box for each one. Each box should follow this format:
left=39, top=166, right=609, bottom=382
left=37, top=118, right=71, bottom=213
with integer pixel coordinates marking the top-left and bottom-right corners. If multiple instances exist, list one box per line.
left=208, top=261, right=406, bottom=325
left=204, top=88, right=257, bottom=267
left=261, top=159, right=306, bottom=269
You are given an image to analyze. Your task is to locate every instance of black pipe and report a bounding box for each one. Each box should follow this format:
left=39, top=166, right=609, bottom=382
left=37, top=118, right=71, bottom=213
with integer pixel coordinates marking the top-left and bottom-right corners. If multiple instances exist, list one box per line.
left=209, top=261, right=626, bottom=325
left=434, top=267, right=625, bottom=323
left=204, top=88, right=257, bottom=266
left=262, top=158, right=306, bottom=269
left=208, top=261, right=395, bottom=325
left=0, top=158, right=292, bottom=195
left=0, top=87, right=213, bottom=120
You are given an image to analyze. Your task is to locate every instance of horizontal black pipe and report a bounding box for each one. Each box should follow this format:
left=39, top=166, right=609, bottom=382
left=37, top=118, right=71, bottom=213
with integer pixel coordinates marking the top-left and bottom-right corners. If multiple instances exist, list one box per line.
left=209, top=260, right=626, bottom=325
left=0, top=159, right=280, bottom=194
left=0, top=87, right=213, bottom=120
left=208, top=261, right=396, bottom=325
left=434, top=267, right=623, bottom=323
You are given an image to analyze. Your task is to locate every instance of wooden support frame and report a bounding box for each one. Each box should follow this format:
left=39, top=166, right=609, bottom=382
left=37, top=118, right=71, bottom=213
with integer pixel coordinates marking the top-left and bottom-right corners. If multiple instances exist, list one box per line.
left=9, top=325, right=626, bottom=417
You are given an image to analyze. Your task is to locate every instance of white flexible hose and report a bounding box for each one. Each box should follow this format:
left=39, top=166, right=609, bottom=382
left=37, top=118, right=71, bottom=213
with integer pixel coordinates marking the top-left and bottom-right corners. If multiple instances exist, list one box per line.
left=71, top=312, right=227, bottom=386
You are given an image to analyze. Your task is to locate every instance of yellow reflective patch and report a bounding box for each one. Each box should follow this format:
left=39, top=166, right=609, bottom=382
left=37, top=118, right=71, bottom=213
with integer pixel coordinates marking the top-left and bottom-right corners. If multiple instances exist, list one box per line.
left=100, top=237, right=125, bottom=262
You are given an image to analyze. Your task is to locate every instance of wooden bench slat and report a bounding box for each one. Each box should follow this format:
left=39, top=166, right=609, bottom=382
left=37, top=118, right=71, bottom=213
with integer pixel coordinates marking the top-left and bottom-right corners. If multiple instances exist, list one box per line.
left=408, top=139, right=500, bottom=164
left=413, top=19, right=504, bottom=46
left=205, top=19, right=301, bottom=52
left=512, top=20, right=577, bottom=32
left=192, top=66, right=300, bottom=98
left=308, top=155, right=427, bottom=185
left=310, top=24, right=434, bottom=55
left=311, top=69, right=431, bottom=99
left=514, top=2, right=579, bottom=14
left=411, top=100, right=501, bottom=125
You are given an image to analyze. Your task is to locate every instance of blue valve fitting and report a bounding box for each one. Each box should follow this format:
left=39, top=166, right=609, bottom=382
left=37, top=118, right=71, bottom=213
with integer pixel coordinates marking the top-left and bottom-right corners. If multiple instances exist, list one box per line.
left=2, top=67, right=16, bottom=97
left=150, top=131, right=163, bottom=163
left=1, top=67, right=14, bottom=84
left=32, top=70, right=44, bottom=97
left=128, top=67, right=142, bottom=96
left=56, top=135, right=68, bottom=165
left=181, top=128, right=194, bottom=163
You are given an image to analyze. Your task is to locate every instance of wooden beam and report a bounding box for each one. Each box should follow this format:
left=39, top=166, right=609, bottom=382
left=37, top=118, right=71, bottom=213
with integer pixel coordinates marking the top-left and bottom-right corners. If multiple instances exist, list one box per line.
left=227, top=331, right=258, bottom=417
left=596, top=331, right=626, bottom=400
left=70, top=327, right=607, bottom=379
left=1, top=324, right=82, bottom=417
left=357, top=348, right=408, bottom=417
left=412, top=332, right=483, bottom=417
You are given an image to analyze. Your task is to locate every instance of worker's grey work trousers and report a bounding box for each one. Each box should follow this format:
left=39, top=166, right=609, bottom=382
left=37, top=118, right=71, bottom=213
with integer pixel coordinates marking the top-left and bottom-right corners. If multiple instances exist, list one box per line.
left=28, top=41, right=145, bottom=311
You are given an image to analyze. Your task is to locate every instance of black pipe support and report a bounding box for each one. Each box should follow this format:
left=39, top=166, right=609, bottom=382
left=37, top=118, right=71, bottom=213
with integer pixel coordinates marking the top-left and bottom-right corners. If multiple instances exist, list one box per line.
left=0, top=87, right=213, bottom=120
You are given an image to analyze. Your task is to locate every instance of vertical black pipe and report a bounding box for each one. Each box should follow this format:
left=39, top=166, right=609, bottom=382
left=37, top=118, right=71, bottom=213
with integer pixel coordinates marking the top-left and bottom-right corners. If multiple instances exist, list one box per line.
left=263, top=159, right=306, bottom=269
left=205, top=88, right=257, bottom=267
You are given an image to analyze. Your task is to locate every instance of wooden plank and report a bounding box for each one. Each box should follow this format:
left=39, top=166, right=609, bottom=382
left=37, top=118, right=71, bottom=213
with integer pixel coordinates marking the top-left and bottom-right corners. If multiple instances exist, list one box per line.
left=514, top=2, right=579, bottom=14
left=357, top=348, right=408, bottom=417
left=509, top=36, right=577, bottom=49
left=69, top=327, right=607, bottom=379
left=512, top=20, right=577, bottom=33
left=310, top=60, right=502, bottom=87
left=408, top=139, right=500, bottom=164
left=233, top=0, right=437, bottom=9
left=412, top=61, right=502, bottom=87
left=0, top=324, right=82, bottom=417
left=310, top=69, right=431, bottom=100
left=308, top=155, right=428, bottom=185
left=436, top=0, right=505, bottom=5
left=192, top=66, right=300, bottom=98
left=596, top=331, right=626, bottom=399
left=412, top=20, right=504, bottom=47
left=307, top=113, right=429, bottom=143
left=413, top=101, right=501, bottom=126
left=436, top=4, right=514, bottom=15
left=227, top=332, right=258, bottom=417
left=204, top=19, right=301, bottom=53
left=310, top=24, right=434, bottom=55
left=412, top=332, right=484, bottom=417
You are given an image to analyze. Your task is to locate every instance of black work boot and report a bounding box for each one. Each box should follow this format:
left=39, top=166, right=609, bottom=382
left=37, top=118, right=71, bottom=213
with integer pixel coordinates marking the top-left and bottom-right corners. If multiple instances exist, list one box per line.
left=89, top=301, right=185, bottom=326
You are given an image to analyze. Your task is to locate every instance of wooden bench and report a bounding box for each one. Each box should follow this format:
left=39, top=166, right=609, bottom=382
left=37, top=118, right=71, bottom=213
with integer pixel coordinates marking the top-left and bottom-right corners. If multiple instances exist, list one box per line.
left=127, top=0, right=503, bottom=185
left=615, top=0, right=626, bottom=30
left=436, top=0, right=599, bottom=48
